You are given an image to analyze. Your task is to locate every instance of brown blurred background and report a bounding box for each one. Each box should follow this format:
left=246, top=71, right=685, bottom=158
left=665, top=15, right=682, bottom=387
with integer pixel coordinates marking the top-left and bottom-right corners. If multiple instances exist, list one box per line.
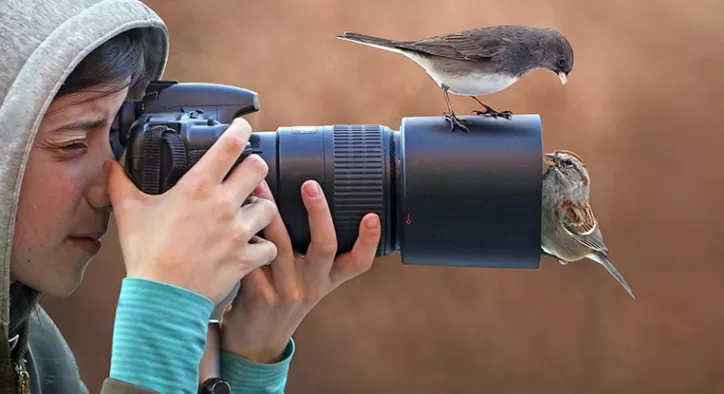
left=41, top=0, right=724, bottom=393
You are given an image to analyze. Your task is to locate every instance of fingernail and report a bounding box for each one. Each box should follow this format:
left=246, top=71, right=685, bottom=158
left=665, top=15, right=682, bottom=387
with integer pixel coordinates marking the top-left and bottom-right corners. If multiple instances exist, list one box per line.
left=103, top=161, right=112, bottom=173
left=364, top=215, right=379, bottom=230
left=305, top=181, right=321, bottom=197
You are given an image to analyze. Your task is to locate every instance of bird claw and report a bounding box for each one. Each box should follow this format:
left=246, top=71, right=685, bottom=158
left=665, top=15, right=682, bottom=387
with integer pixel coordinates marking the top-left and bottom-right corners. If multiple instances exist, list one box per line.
left=472, top=106, right=513, bottom=120
left=442, top=112, right=469, bottom=133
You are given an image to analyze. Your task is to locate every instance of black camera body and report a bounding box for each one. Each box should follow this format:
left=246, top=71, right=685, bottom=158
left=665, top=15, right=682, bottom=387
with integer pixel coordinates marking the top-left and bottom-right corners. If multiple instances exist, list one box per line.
left=112, top=80, right=544, bottom=269
left=113, top=80, right=259, bottom=195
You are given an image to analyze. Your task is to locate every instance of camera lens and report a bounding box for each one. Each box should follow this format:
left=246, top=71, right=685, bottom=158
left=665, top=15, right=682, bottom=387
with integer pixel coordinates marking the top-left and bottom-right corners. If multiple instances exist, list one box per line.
left=252, top=115, right=543, bottom=269
left=252, top=124, right=394, bottom=258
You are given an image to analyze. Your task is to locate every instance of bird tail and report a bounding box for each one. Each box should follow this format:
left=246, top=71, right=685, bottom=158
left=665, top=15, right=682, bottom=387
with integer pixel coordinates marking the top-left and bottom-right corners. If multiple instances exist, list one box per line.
left=589, top=253, right=636, bottom=299
left=335, top=32, right=403, bottom=54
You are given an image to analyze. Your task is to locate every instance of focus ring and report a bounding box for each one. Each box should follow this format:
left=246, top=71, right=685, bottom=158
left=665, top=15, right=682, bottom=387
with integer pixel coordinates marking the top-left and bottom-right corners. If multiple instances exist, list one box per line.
left=332, top=125, right=385, bottom=253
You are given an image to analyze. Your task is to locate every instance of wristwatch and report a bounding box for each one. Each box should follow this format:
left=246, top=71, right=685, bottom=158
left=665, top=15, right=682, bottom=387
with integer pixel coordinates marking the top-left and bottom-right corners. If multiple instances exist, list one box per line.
left=198, top=377, right=231, bottom=394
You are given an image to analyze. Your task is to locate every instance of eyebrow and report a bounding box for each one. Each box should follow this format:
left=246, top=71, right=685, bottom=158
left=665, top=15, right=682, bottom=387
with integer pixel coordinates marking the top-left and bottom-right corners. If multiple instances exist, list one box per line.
left=54, top=118, right=109, bottom=132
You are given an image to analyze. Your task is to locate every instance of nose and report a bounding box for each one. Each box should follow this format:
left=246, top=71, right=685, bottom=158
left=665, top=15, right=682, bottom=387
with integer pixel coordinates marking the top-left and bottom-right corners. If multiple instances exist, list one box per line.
left=86, top=137, right=116, bottom=213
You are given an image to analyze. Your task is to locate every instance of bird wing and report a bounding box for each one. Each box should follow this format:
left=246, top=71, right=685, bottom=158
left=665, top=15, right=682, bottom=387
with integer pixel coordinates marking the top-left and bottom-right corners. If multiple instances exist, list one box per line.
left=560, top=200, right=609, bottom=254
left=395, top=29, right=506, bottom=61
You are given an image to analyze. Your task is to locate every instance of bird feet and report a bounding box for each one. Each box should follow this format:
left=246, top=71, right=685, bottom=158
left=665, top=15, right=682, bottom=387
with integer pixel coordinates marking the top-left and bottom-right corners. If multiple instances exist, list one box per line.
left=442, top=111, right=469, bottom=133
left=472, top=104, right=513, bottom=120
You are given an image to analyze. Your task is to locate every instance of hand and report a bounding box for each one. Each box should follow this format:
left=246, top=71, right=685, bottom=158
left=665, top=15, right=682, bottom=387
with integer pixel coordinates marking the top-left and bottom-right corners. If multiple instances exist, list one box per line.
left=219, top=179, right=381, bottom=363
left=106, top=118, right=279, bottom=304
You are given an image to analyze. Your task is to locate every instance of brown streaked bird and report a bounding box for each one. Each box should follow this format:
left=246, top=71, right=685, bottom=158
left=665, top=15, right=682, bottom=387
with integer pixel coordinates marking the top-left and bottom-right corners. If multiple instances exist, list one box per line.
left=541, top=150, right=635, bottom=299
left=336, top=25, right=574, bottom=132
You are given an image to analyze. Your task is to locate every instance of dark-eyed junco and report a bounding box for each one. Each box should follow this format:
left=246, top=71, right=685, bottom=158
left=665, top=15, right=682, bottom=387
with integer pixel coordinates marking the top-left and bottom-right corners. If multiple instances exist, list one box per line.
left=336, top=25, right=574, bottom=132
left=541, top=150, right=635, bottom=299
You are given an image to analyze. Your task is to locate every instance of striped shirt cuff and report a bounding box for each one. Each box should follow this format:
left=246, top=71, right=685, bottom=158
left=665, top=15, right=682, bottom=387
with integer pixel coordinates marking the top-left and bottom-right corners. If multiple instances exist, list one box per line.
left=110, top=277, right=214, bottom=394
left=220, top=339, right=295, bottom=393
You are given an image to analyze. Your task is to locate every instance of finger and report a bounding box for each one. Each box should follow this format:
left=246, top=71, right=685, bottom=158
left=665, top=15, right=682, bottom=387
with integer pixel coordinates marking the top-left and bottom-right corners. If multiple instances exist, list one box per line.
left=105, top=160, right=144, bottom=220
left=300, top=180, right=338, bottom=280
left=329, top=213, right=380, bottom=288
left=240, top=265, right=277, bottom=307
left=184, top=117, right=252, bottom=184
left=251, top=182, right=298, bottom=298
left=250, top=235, right=277, bottom=280
left=252, top=181, right=292, bottom=253
left=223, top=153, right=269, bottom=205
left=236, top=196, right=278, bottom=242
left=237, top=238, right=278, bottom=277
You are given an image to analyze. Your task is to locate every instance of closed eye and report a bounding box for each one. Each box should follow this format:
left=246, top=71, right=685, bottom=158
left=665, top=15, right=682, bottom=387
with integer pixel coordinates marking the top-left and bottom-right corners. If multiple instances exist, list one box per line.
left=60, top=141, right=89, bottom=150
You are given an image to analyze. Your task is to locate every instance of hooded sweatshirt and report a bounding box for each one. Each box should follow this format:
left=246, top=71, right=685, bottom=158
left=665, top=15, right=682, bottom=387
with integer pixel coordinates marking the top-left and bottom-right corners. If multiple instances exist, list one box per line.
left=0, top=0, right=294, bottom=393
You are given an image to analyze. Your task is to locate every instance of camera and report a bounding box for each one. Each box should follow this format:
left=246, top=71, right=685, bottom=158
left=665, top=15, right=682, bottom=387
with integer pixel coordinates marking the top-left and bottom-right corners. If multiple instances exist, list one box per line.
left=111, top=80, right=544, bottom=269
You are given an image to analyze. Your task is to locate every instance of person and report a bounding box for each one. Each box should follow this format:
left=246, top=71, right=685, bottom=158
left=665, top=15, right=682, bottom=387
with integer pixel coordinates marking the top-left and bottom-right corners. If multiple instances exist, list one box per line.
left=0, top=0, right=382, bottom=393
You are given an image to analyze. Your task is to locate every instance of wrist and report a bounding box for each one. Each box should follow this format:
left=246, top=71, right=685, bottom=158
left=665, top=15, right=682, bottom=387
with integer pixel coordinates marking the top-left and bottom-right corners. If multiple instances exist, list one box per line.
left=126, top=267, right=186, bottom=290
left=220, top=341, right=286, bottom=364
left=219, top=326, right=288, bottom=364
left=125, top=268, right=219, bottom=305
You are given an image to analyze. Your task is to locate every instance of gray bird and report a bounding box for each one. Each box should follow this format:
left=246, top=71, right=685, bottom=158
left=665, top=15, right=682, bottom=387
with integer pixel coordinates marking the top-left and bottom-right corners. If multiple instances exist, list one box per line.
left=541, top=150, right=635, bottom=299
left=336, top=25, right=574, bottom=132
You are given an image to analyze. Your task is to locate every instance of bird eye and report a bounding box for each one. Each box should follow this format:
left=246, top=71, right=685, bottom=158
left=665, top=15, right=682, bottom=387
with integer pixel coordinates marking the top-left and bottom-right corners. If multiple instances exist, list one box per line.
left=557, top=58, right=567, bottom=69
left=563, top=159, right=574, bottom=167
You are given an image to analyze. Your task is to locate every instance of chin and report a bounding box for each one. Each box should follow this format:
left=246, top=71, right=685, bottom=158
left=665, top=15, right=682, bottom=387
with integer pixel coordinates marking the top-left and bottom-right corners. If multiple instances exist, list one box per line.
left=41, top=260, right=90, bottom=299
left=43, top=276, right=84, bottom=299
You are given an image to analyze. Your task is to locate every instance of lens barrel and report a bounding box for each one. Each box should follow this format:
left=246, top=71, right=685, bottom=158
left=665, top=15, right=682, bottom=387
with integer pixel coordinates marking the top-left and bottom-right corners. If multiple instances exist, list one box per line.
left=252, top=114, right=543, bottom=269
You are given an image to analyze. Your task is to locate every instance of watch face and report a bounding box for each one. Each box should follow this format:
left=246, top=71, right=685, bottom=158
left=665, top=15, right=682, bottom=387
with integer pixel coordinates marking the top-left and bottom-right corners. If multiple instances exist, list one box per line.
left=200, top=378, right=231, bottom=394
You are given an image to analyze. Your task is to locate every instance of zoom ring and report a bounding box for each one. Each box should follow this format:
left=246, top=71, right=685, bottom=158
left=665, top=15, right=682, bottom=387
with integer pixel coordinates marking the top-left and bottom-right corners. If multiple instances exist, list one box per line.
left=332, top=125, right=385, bottom=252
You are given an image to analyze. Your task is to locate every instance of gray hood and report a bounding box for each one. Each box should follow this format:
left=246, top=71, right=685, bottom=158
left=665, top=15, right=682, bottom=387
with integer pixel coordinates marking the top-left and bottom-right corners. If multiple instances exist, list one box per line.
left=0, top=0, right=169, bottom=343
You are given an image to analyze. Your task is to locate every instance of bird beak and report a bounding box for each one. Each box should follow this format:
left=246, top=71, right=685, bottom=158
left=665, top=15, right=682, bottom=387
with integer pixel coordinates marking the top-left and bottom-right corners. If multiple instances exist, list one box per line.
left=543, top=153, right=556, bottom=167
left=558, top=71, right=568, bottom=86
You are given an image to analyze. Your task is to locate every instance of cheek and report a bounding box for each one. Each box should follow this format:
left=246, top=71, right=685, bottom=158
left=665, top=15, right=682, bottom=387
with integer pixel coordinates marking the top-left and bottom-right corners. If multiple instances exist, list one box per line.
left=14, top=152, right=88, bottom=250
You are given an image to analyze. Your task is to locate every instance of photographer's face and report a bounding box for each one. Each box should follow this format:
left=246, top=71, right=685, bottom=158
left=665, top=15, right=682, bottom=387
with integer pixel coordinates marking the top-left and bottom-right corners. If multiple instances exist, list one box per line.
left=11, top=85, right=128, bottom=298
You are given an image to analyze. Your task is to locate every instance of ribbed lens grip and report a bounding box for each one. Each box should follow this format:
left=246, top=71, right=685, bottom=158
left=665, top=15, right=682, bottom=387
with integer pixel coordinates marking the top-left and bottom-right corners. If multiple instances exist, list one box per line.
left=332, top=125, right=385, bottom=253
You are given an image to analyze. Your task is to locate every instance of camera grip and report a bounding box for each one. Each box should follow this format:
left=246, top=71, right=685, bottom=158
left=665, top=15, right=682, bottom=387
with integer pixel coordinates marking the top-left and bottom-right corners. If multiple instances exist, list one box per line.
left=126, top=124, right=253, bottom=195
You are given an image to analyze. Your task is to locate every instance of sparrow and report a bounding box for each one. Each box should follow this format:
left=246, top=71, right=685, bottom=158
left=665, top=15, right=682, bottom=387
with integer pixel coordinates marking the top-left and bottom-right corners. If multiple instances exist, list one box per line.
left=541, top=150, right=635, bottom=299
left=336, top=25, right=574, bottom=132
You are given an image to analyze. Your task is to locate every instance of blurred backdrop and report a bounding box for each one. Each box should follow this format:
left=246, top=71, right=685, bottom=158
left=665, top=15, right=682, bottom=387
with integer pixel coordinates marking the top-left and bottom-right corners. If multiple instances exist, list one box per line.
left=41, top=0, right=724, bottom=393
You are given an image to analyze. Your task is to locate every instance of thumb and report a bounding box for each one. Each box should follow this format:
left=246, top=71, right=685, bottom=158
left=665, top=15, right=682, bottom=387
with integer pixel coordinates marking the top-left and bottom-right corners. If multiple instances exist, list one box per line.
left=105, top=160, right=143, bottom=214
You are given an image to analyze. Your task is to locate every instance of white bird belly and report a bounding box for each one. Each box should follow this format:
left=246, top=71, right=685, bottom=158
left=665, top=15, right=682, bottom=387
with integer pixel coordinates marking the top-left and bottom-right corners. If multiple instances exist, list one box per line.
left=389, top=50, right=519, bottom=96
left=439, top=72, right=518, bottom=96
left=402, top=51, right=518, bottom=96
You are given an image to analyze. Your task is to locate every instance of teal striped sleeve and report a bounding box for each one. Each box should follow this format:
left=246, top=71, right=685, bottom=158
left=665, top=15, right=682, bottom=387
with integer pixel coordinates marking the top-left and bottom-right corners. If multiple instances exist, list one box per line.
left=109, top=277, right=214, bottom=394
left=220, top=339, right=295, bottom=393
